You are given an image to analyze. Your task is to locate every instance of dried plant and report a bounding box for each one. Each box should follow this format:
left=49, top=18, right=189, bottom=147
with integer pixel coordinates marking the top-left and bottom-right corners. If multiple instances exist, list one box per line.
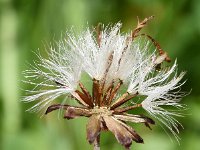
left=23, top=16, right=187, bottom=150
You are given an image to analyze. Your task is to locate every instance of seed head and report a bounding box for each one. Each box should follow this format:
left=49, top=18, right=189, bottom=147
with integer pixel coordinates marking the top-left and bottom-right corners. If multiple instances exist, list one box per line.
left=23, top=16, right=187, bottom=149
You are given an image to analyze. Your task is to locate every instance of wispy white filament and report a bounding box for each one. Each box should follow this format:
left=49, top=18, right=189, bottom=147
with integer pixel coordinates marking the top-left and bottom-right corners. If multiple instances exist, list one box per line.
left=23, top=42, right=82, bottom=111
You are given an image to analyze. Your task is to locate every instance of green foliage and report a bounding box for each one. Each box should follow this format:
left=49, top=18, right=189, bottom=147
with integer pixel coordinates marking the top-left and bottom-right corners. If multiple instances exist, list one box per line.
left=0, top=0, right=199, bottom=150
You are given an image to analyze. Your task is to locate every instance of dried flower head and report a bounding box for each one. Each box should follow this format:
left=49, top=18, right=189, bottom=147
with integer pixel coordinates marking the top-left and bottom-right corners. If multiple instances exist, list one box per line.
left=23, top=16, right=187, bottom=150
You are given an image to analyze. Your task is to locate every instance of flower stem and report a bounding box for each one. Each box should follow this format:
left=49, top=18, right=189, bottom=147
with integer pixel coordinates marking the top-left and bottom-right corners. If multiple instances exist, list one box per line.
left=93, top=134, right=100, bottom=150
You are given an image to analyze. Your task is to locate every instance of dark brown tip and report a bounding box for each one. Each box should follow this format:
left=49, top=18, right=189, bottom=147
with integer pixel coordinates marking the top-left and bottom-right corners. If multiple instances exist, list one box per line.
left=165, top=56, right=171, bottom=62
left=146, top=117, right=155, bottom=125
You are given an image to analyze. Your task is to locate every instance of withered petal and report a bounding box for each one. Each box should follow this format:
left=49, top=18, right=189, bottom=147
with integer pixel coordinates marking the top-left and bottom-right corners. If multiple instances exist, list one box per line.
left=86, top=115, right=101, bottom=144
left=119, top=120, right=144, bottom=143
left=64, top=106, right=91, bottom=119
left=103, top=116, right=143, bottom=149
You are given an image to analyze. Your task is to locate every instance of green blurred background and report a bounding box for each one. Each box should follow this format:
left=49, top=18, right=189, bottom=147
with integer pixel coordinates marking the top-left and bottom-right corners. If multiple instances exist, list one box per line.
left=0, top=0, right=200, bottom=150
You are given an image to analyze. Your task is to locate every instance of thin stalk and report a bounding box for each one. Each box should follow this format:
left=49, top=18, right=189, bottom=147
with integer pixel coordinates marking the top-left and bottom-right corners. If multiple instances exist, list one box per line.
left=79, top=82, right=93, bottom=104
left=107, top=80, right=123, bottom=105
